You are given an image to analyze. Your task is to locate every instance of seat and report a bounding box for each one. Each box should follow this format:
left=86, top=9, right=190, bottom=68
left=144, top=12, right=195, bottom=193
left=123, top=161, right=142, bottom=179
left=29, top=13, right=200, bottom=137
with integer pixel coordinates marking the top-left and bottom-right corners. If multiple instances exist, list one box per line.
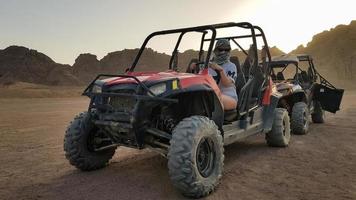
left=300, top=71, right=309, bottom=81
left=230, top=56, right=241, bottom=71
left=238, top=56, right=265, bottom=112
left=249, top=64, right=265, bottom=107
left=241, top=56, right=251, bottom=79
left=300, top=70, right=311, bottom=88
left=276, top=72, right=285, bottom=80
left=230, top=56, right=246, bottom=95
left=241, top=45, right=256, bottom=78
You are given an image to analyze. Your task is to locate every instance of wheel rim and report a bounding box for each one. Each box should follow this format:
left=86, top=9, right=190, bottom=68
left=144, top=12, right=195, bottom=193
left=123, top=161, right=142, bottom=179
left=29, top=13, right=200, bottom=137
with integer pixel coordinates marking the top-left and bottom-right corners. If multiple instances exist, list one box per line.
left=196, top=137, right=216, bottom=178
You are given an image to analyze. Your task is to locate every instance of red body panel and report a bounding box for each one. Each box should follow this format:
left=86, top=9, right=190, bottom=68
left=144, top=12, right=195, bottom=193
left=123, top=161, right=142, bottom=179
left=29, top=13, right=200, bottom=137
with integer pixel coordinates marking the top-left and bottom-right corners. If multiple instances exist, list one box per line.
left=103, top=70, right=222, bottom=97
left=262, top=79, right=272, bottom=105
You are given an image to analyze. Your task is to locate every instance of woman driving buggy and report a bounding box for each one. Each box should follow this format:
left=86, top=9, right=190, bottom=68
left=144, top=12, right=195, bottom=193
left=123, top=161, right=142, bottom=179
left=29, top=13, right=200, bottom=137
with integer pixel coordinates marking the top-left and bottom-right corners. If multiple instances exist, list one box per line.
left=187, top=39, right=238, bottom=110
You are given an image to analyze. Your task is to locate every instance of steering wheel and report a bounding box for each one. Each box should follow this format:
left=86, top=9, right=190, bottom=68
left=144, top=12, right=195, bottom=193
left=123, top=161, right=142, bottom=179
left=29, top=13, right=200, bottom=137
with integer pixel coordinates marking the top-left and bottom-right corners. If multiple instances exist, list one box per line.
left=187, top=61, right=222, bottom=84
left=187, top=61, right=204, bottom=74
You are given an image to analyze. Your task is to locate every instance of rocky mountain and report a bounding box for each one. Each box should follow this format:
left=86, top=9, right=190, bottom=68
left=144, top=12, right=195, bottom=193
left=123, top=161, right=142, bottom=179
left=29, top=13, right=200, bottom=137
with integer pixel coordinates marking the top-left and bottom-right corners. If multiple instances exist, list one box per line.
left=3, top=19, right=356, bottom=87
left=0, top=46, right=80, bottom=85
left=269, top=46, right=285, bottom=57
left=291, top=20, right=356, bottom=82
left=72, top=48, right=171, bottom=83
left=12, top=21, right=356, bottom=85
left=0, top=45, right=286, bottom=86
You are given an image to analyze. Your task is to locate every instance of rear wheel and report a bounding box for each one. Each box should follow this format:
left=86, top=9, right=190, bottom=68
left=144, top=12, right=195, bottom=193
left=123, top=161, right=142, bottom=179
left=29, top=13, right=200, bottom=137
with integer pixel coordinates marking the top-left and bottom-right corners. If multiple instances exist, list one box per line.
left=266, top=108, right=291, bottom=147
left=168, top=116, right=223, bottom=198
left=291, top=102, right=309, bottom=135
left=64, top=112, right=116, bottom=171
left=312, top=101, right=325, bottom=123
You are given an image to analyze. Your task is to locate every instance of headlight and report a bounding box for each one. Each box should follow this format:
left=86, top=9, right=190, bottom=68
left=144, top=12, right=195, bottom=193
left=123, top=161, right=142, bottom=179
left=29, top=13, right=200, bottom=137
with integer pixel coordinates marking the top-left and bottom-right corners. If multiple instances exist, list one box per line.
left=149, top=83, right=166, bottom=96
left=92, top=85, right=102, bottom=93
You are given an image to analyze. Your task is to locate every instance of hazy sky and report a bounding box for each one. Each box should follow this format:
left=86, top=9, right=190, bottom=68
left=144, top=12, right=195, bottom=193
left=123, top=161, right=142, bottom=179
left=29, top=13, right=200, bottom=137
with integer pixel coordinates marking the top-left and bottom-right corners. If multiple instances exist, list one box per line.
left=1, top=0, right=355, bottom=64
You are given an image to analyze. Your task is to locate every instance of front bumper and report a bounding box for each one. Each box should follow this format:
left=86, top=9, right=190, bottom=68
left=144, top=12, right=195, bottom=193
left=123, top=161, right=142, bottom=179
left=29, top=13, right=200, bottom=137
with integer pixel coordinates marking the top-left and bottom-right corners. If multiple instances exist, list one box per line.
left=84, top=74, right=178, bottom=148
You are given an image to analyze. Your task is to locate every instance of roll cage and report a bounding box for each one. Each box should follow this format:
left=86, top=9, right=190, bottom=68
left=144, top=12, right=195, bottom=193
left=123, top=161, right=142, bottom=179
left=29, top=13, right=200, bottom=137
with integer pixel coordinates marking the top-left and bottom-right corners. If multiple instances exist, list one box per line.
left=84, top=23, right=275, bottom=127
left=270, top=54, right=337, bottom=89
left=128, top=22, right=272, bottom=73
left=127, top=22, right=274, bottom=120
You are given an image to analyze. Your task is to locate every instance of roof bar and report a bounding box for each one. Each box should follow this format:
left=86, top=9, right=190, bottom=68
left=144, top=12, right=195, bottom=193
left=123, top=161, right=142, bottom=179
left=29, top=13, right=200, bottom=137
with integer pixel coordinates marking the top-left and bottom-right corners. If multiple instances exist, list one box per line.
left=203, top=34, right=263, bottom=41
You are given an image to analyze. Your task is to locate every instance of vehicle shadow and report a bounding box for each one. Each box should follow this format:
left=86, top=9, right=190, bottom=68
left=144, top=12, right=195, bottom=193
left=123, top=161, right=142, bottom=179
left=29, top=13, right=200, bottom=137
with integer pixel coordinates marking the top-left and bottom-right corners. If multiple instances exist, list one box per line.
left=17, top=135, right=273, bottom=200
left=223, top=135, right=275, bottom=168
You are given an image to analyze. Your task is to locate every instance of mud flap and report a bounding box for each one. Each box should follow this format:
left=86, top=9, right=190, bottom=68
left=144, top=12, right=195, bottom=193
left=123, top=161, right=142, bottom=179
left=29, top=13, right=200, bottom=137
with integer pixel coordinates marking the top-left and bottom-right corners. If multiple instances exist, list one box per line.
left=262, top=94, right=280, bottom=133
left=313, top=84, right=344, bottom=113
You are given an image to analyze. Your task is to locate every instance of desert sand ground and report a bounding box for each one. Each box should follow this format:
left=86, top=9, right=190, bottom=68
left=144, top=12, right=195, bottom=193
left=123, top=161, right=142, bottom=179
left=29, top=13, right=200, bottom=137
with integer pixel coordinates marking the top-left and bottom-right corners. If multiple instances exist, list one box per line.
left=0, top=92, right=355, bottom=200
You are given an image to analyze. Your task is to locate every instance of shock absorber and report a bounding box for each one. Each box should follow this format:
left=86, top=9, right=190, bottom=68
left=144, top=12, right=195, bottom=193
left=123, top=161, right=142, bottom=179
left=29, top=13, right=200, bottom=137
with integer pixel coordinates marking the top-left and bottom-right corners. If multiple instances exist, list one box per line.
left=163, top=117, right=176, bottom=132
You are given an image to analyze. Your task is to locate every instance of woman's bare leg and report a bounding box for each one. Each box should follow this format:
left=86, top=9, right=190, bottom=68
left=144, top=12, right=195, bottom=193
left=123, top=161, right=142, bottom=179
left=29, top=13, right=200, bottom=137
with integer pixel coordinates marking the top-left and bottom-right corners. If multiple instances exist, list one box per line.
left=221, top=95, right=237, bottom=110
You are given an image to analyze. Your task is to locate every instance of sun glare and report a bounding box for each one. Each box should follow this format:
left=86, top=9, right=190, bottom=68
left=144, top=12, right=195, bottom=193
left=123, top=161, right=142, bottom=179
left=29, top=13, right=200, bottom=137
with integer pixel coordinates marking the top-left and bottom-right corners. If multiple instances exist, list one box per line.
left=228, top=0, right=356, bottom=53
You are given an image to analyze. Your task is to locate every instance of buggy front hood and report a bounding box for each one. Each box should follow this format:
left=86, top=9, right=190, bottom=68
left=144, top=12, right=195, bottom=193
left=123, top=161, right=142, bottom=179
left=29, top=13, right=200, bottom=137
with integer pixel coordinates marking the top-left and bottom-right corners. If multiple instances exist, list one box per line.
left=100, top=71, right=220, bottom=93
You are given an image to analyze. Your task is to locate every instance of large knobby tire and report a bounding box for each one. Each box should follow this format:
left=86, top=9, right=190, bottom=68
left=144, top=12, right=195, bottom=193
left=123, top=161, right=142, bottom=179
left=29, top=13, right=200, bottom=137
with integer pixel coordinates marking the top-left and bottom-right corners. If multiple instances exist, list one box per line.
left=64, top=112, right=116, bottom=171
left=266, top=108, right=291, bottom=147
left=291, top=102, right=309, bottom=135
left=312, top=101, right=325, bottom=123
left=168, top=116, right=224, bottom=198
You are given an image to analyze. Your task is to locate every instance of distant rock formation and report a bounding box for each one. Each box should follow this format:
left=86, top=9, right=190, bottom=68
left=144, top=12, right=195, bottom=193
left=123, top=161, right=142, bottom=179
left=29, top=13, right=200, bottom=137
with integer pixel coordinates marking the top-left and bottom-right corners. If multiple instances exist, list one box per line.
left=270, top=46, right=285, bottom=57
left=72, top=53, right=102, bottom=83
left=0, top=46, right=80, bottom=85
left=1, top=20, right=355, bottom=86
left=71, top=48, right=171, bottom=83
left=291, top=20, right=356, bottom=81
left=0, top=45, right=286, bottom=86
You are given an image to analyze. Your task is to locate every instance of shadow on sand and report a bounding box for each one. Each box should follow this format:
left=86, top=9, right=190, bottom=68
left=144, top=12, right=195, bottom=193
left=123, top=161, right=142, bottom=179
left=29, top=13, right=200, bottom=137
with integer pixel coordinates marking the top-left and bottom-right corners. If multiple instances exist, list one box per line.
left=18, top=136, right=272, bottom=200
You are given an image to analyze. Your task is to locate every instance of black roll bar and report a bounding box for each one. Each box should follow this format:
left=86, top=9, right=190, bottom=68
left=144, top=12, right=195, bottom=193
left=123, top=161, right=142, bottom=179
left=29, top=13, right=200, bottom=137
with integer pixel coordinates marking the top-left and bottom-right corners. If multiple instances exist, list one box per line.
left=129, top=22, right=258, bottom=72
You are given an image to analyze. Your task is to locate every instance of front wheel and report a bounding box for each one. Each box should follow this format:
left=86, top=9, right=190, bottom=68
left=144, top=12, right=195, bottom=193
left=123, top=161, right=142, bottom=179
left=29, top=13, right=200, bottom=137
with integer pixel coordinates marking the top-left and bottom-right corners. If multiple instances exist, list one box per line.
left=168, top=116, right=224, bottom=198
left=266, top=108, right=291, bottom=147
left=64, top=112, right=116, bottom=171
left=291, top=102, right=309, bottom=135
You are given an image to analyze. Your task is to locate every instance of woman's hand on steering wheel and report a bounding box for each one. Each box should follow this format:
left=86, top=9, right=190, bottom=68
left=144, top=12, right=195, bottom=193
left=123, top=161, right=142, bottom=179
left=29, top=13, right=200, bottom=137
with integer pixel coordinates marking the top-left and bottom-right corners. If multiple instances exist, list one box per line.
left=209, top=62, right=222, bottom=84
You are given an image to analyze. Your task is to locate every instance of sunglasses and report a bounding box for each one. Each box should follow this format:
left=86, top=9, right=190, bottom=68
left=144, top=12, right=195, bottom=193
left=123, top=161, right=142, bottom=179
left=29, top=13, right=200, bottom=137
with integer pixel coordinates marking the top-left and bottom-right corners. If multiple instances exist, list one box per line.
left=216, top=48, right=231, bottom=52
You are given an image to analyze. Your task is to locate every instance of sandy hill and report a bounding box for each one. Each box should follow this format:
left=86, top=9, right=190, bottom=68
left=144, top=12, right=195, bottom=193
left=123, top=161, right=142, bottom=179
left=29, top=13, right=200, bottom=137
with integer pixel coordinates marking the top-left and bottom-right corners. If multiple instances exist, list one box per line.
left=291, top=20, right=356, bottom=83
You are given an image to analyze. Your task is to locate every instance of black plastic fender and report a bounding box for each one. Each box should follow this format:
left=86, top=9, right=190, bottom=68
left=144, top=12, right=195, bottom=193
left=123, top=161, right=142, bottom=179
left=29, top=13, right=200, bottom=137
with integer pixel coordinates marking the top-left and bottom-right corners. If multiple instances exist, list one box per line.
left=292, top=90, right=308, bottom=102
left=164, top=84, right=224, bottom=132
left=262, top=94, right=281, bottom=133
